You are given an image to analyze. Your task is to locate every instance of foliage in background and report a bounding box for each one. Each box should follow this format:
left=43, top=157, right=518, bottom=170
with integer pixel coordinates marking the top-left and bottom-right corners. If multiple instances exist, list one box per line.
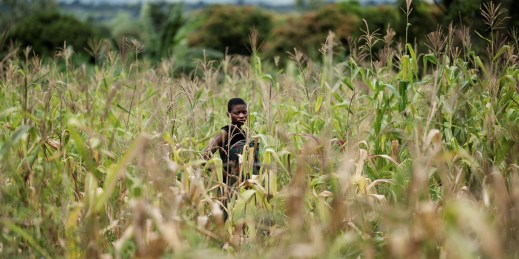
left=354, top=5, right=399, bottom=37
left=4, top=11, right=97, bottom=58
left=264, top=4, right=361, bottom=61
left=140, top=3, right=188, bottom=61
left=435, top=0, right=519, bottom=28
left=0, top=0, right=57, bottom=26
left=396, top=0, right=442, bottom=45
left=188, top=5, right=273, bottom=56
left=263, top=2, right=399, bottom=61
left=3, top=0, right=519, bottom=67
left=108, top=12, right=146, bottom=43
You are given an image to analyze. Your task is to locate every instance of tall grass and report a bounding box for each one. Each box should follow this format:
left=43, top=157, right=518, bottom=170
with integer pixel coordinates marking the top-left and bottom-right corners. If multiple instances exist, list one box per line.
left=1, top=2, right=519, bottom=258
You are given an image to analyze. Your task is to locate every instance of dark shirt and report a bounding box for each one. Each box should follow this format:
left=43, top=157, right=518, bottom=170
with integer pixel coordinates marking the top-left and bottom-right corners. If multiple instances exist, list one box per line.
left=218, top=125, right=260, bottom=185
left=219, top=125, right=246, bottom=183
left=221, top=125, right=246, bottom=148
left=219, top=125, right=246, bottom=164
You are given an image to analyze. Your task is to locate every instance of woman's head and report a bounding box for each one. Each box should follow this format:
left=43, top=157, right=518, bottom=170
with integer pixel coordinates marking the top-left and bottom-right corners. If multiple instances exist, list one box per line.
left=227, top=98, right=247, bottom=126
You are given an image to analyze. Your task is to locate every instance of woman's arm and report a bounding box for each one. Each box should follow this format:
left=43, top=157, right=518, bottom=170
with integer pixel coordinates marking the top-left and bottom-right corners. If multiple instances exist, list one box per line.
left=202, top=130, right=227, bottom=160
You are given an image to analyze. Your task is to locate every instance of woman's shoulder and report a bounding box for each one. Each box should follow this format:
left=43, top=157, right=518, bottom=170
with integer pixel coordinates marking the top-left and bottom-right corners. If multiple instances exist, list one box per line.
left=221, top=125, right=230, bottom=132
left=221, top=124, right=242, bottom=132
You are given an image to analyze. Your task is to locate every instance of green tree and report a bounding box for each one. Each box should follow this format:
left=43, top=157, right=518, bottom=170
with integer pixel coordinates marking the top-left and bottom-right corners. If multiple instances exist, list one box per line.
left=264, top=4, right=360, bottom=61
left=434, top=0, right=482, bottom=27
left=434, top=0, right=519, bottom=29
left=188, top=5, right=273, bottom=56
left=355, top=5, right=399, bottom=37
left=141, top=3, right=187, bottom=60
left=6, top=11, right=96, bottom=57
left=0, top=0, right=57, bottom=26
left=108, top=12, right=145, bottom=42
left=396, top=0, right=442, bottom=44
left=295, top=0, right=327, bottom=10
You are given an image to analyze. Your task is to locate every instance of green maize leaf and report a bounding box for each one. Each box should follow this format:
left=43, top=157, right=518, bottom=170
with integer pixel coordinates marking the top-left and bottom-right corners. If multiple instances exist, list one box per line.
left=204, top=157, right=223, bottom=185
left=474, top=30, right=492, bottom=43
left=68, top=119, right=98, bottom=175
left=315, top=94, right=324, bottom=113
left=398, top=81, right=409, bottom=113
left=492, top=45, right=510, bottom=62
left=94, top=134, right=150, bottom=213
left=233, top=189, right=257, bottom=220
left=0, top=125, right=28, bottom=159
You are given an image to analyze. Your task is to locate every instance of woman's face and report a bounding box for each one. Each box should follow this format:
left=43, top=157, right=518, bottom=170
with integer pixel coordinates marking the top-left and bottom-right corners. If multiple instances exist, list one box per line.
left=229, top=104, right=247, bottom=126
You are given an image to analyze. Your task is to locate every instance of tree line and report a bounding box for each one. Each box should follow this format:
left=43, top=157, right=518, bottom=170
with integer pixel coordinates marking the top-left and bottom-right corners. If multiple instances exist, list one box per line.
left=1, top=0, right=518, bottom=68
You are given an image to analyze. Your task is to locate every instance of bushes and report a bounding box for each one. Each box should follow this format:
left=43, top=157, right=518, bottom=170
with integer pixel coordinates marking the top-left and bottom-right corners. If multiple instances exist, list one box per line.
left=140, top=3, right=188, bottom=60
left=357, top=5, right=399, bottom=36
left=396, top=0, right=442, bottom=44
left=6, top=11, right=96, bottom=57
left=264, top=5, right=360, bottom=60
left=0, top=0, right=57, bottom=26
left=263, top=3, right=400, bottom=61
left=188, top=5, right=273, bottom=56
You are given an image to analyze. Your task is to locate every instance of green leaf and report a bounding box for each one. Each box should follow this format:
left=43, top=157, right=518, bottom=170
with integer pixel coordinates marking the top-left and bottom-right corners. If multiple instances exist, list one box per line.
left=333, top=92, right=343, bottom=103
left=315, top=94, right=324, bottom=113
left=68, top=119, right=98, bottom=175
left=406, top=43, right=418, bottom=80
left=116, top=103, right=133, bottom=116
left=232, top=189, right=257, bottom=220
left=398, top=80, right=409, bottom=113
left=473, top=55, right=489, bottom=79
left=493, top=45, right=510, bottom=62
left=474, top=30, right=492, bottom=43
left=0, top=125, right=29, bottom=159
left=93, top=134, right=150, bottom=213
left=342, top=77, right=354, bottom=90
left=423, top=53, right=438, bottom=74
left=204, top=157, right=223, bottom=184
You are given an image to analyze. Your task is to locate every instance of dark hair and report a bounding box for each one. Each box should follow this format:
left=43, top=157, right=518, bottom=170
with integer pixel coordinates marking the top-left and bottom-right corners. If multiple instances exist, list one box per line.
left=227, top=98, right=246, bottom=112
